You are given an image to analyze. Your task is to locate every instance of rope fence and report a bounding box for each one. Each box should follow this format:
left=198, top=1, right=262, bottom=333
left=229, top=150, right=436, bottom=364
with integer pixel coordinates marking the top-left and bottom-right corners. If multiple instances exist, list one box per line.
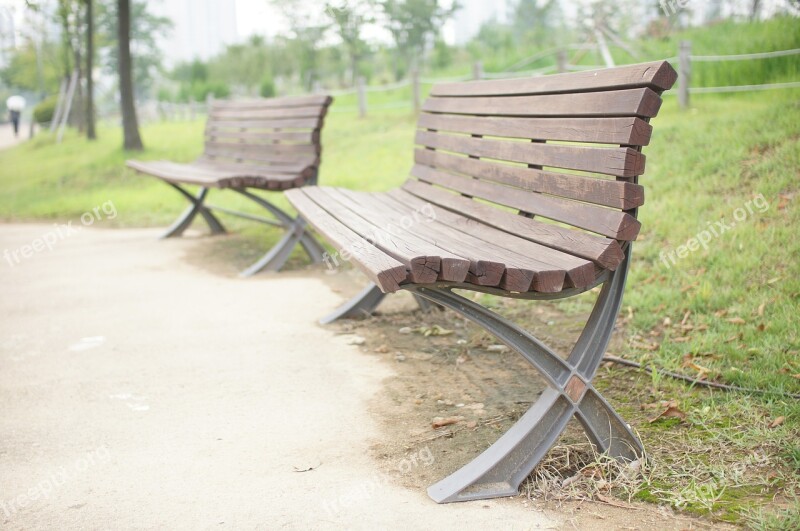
left=333, top=43, right=799, bottom=115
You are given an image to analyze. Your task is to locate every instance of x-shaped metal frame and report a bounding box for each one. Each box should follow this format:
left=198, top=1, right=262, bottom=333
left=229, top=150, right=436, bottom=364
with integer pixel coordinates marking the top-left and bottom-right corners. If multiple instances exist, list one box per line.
left=323, top=247, right=641, bottom=503
left=160, top=182, right=325, bottom=276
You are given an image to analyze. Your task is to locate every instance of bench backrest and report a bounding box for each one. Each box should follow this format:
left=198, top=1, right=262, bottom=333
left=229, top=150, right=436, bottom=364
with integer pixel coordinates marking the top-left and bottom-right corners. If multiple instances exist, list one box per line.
left=202, top=95, right=333, bottom=183
left=405, top=61, right=677, bottom=270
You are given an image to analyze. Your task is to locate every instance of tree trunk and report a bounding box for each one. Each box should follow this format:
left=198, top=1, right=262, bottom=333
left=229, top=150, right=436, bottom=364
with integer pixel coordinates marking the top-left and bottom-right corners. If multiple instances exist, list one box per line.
left=86, top=0, right=96, bottom=140
left=118, top=0, right=143, bottom=150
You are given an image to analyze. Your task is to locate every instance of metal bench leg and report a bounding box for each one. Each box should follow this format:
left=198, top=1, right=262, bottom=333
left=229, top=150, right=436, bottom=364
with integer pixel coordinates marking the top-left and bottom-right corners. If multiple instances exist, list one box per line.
left=412, top=294, right=445, bottom=313
left=234, top=189, right=326, bottom=275
left=320, top=283, right=386, bottom=324
left=407, top=250, right=641, bottom=504
left=162, top=183, right=226, bottom=238
left=320, top=284, right=440, bottom=324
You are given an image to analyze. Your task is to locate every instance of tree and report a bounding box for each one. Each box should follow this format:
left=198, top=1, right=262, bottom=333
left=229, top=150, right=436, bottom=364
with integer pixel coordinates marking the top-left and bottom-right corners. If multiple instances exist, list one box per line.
left=85, top=0, right=96, bottom=139
left=325, top=0, right=373, bottom=85
left=376, top=0, right=459, bottom=79
left=96, top=0, right=172, bottom=98
left=117, top=0, right=142, bottom=150
left=270, top=0, right=329, bottom=91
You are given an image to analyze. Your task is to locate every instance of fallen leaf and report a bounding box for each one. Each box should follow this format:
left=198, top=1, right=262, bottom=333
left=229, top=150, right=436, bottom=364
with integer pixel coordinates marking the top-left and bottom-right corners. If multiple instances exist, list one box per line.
left=757, top=303, right=766, bottom=317
left=726, top=317, right=746, bottom=325
left=673, top=336, right=691, bottom=343
left=487, top=344, right=509, bottom=353
left=792, top=373, right=800, bottom=380
left=769, top=416, right=785, bottom=428
left=648, top=400, right=687, bottom=423
left=417, top=325, right=454, bottom=337
left=432, top=416, right=464, bottom=429
left=374, top=344, right=390, bottom=353
left=293, top=462, right=321, bottom=473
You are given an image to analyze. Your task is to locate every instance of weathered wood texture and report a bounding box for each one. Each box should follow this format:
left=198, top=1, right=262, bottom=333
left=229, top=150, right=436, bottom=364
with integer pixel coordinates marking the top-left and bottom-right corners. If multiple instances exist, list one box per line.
left=127, top=95, right=332, bottom=190
left=287, top=61, right=677, bottom=294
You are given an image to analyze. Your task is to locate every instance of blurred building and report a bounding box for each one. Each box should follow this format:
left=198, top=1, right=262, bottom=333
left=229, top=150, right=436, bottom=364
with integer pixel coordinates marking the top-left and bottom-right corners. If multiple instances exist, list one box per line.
left=151, top=0, right=239, bottom=65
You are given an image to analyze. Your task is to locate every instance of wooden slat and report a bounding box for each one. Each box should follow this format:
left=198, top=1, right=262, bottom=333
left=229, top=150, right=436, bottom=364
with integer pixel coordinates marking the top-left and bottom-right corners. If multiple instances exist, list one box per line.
left=205, top=141, right=318, bottom=156
left=203, top=146, right=315, bottom=165
left=211, top=95, right=332, bottom=109
left=402, top=180, right=625, bottom=269
left=125, top=160, right=308, bottom=190
left=431, top=61, right=677, bottom=96
left=331, top=188, right=518, bottom=290
left=285, top=189, right=408, bottom=292
left=415, top=131, right=645, bottom=177
left=414, top=149, right=644, bottom=210
left=410, top=165, right=639, bottom=240
left=416, top=114, right=653, bottom=146
left=303, top=187, right=471, bottom=284
left=378, top=190, right=597, bottom=290
left=206, top=118, right=321, bottom=130
left=204, top=130, right=316, bottom=144
left=356, top=190, right=574, bottom=292
left=210, top=104, right=328, bottom=120
left=422, top=88, right=662, bottom=119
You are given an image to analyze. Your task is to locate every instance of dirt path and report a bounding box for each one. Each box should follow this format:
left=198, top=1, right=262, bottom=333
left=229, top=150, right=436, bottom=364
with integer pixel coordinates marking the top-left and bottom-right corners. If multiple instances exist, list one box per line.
left=0, top=123, right=27, bottom=150
left=0, top=225, right=726, bottom=529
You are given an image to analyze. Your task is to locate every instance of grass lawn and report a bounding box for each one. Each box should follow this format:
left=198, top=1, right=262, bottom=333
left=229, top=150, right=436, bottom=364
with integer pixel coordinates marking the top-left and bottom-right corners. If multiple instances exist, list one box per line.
left=1, top=89, right=798, bottom=527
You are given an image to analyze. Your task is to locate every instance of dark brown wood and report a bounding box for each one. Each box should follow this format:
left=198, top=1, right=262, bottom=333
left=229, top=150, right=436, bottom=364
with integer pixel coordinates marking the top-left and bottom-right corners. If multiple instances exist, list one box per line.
left=379, top=190, right=598, bottom=289
left=417, top=114, right=653, bottom=146
left=211, top=95, right=332, bottom=109
left=207, top=118, right=321, bottom=130
left=410, top=165, right=640, bottom=240
left=357, top=190, right=570, bottom=292
left=430, top=61, right=677, bottom=97
left=415, top=131, right=645, bottom=178
left=414, top=149, right=644, bottom=210
left=211, top=105, right=328, bottom=120
left=204, top=130, right=317, bottom=144
left=401, top=180, right=625, bottom=269
left=422, top=88, right=663, bottom=119
left=332, top=188, right=517, bottom=290
left=285, top=189, right=408, bottom=292
left=302, top=187, right=471, bottom=284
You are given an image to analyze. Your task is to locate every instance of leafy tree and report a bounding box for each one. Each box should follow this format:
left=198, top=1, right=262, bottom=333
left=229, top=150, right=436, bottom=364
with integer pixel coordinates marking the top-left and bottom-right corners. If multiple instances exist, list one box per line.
left=270, top=0, right=329, bottom=91
left=325, top=0, right=374, bottom=85
left=376, top=0, right=459, bottom=79
left=96, top=0, right=172, bottom=98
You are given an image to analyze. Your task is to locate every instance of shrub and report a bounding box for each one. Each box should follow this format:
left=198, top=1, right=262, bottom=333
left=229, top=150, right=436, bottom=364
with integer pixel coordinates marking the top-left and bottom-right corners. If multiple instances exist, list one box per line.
left=260, top=75, right=275, bottom=98
left=33, top=96, right=58, bottom=124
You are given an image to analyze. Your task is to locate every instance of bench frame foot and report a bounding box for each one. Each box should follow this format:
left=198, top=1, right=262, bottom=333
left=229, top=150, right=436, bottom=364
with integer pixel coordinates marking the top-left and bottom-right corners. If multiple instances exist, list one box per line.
left=402, top=248, right=641, bottom=504
left=320, top=283, right=444, bottom=324
left=161, top=184, right=226, bottom=238
left=160, top=182, right=325, bottom=275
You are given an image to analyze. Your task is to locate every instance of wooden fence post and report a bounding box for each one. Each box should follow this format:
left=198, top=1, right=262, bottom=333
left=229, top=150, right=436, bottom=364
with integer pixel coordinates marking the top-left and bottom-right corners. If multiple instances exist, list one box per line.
left=556, top=49, right=567, bottom=73
left=206, top=92, right=213, bottom=115
left=357, top=76, right=367, bottom=118
left=473, top=61, right=483, bottom=80
left=679, top=40, right=691, bottom=109
left=411, top=68, right=420, bottom=113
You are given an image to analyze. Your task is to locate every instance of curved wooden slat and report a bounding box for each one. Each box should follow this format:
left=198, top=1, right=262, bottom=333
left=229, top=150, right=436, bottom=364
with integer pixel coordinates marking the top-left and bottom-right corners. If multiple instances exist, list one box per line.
left=430, top=61, right=677, bottom=96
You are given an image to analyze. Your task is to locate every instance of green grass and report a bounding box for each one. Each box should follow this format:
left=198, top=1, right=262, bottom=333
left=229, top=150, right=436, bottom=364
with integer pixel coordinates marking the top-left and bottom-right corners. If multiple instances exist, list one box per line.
left=1, top=74, right=799, bottom=531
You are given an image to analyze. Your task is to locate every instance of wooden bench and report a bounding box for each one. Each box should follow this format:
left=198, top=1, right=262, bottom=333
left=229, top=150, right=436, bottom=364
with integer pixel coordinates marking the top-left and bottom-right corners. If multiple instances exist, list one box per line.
left=127, top=95, right=333, bottom=276
left=285, top=61, right=677, bottom=503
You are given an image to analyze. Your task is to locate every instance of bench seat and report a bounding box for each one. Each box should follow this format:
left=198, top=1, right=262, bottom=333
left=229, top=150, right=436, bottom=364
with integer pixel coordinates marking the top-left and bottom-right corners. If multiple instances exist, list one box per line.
left=287, top=186, right=608, bottom=294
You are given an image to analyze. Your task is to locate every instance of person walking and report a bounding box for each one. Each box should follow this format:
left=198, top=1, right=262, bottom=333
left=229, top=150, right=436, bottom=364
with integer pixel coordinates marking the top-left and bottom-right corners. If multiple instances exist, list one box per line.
left=6, top=95, right=26, bottom=138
